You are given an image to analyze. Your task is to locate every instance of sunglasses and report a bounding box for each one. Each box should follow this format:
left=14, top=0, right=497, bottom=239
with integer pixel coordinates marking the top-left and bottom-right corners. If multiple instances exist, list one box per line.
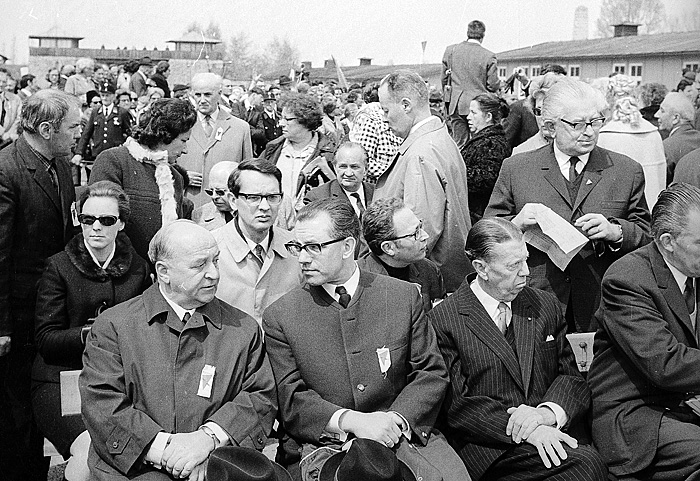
left=204, top=188, right=228, bottom=197
left=78, top=214, right=119, bottom=226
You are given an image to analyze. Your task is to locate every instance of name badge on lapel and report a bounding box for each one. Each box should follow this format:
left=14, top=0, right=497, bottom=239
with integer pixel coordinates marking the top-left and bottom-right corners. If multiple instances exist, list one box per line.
left=197, top=364, right=216, bottom=398
left=377, top=346, right=391, bottom=378
left=70, top=202, right=80, bottom=227
left=214, top=127, right=223, bottom=141
left=113, top=118, right=120, bottom=126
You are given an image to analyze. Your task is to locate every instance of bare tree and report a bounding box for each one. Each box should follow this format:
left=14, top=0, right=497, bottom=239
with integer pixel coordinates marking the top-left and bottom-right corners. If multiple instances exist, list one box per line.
left=668, top=7, right=700, bottom=33
left=184, top=21, right=222, bottom=40
left=265, top=37, right=300, bottom=74
left=595, top=0, right=667, bottom=37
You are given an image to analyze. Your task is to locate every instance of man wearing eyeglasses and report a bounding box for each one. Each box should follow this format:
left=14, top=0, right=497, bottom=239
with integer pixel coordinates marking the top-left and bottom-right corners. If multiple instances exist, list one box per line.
left=485, top=78, right=652, bottom=333
left=213, top=158, right=301, bottom=325
left=193, top=161, right=238, bottom=231
left=263, top=198, right=469, bottom=481
left=359, top=197, right=445, bottom=313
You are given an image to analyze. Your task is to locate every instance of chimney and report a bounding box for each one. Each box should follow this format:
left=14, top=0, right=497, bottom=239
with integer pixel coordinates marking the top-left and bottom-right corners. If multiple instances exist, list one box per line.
left=359, top=57, right=372, bottom=66
left=613, top=23, right=639, bottom=37
left=573, top=6, right=589, bottom=40
left=324, top=58, right=336, bottom=69
left=301, top=60, right=312, bottom=70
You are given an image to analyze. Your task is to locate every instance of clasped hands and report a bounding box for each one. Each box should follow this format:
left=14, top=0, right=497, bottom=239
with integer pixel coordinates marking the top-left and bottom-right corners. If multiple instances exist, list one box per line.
left=506, top=404, right=578, bottom=469
left=339, top=410, right=407, bottom=448
left=158, top=430, right=215, bottom=480
left=513, top=203, right=622, bottom=242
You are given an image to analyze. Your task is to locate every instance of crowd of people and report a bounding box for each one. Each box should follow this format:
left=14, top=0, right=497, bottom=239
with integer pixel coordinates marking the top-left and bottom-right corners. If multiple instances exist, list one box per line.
left=2, top=17, right=700, bottom=481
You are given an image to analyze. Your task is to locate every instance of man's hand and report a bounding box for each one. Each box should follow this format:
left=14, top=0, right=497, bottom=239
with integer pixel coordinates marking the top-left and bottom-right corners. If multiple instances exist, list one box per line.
left=506, top=405, right=556, bottom=443
left=161, top=430, right=215, bottom=479
left=187, top=171, right=203, bottom=188
left=512, top=203, right=545, bottom=230
left=187, top=460, right=207, bottom=481
left=340, top=411, right=402, bottom=447
left=574, top=214, right=621, bottom=242
left=0, top=336, right=10, bottom=356
left=71, top=154, right=83, bottom=166
left=525, top=425, right=578, bottom=468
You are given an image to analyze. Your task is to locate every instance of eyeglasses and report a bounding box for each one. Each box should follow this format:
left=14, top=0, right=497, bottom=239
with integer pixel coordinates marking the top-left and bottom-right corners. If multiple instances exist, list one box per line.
left=236, top=192, right=283, bottom=205
left=282, top=117, right=297, bottom=122
left=559, top=117, right=605, bottom=132
left=204, top=188, right=227, bottom=197
left=386, top=221, right=424, bottom=242
left=285, top=237, right=346, bottom=256
left=533, top=107, right=542, bottom=116
left=78, top=214, right=119, bottom=226
left=91, top=100, right=102, bottom=105
left=130, top=97, right=138, bottom=101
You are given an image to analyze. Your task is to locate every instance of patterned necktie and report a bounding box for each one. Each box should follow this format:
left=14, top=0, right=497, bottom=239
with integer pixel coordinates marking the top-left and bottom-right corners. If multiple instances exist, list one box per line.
left=496, top=302, right=509, bottom=335
left=569, top=156, right=580, bottom=182
left=253, top=244, right=265, bottom=268
left=351, top=192, right=365, bottom=218
left=336, top=285, right=351, bottom=308
left=204, top=115, right=213, bottom=137
left=685, top=277, right=696, bottom=315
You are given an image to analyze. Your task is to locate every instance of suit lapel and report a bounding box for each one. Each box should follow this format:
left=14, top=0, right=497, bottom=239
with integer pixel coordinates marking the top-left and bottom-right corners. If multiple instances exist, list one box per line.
left=329, top=180, right=348, bottom=201
left=205, top=111, right=232, bottom=152
left=191, top=120, right=208, bottom=150
left=542, top=148, right=572, bottom=209
left=572, top=147, right=611, bottom=215
left=19, top=139, right=62, bottom=214
left=364, top=183, right=375, bottom=204
left=457, top=286, right=524, bottom=391
left=512, top=294, right=535, bottom=397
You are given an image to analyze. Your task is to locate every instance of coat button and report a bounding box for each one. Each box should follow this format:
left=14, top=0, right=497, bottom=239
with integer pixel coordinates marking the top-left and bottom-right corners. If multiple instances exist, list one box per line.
left=112, top=441, right=119, bottom=449
left=565, top=277, right=570, bottom=283
left=356, top=384, right=365, bottom=392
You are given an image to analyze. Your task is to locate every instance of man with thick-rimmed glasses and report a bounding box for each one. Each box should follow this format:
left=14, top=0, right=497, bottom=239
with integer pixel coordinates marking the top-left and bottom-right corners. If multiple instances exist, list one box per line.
left=213, top=158, right=301, bottom=326
left=485, top=78, right=652, bottom=333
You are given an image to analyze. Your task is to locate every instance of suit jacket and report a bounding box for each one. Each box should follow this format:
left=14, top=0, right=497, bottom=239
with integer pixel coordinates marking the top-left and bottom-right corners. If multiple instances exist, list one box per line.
left=673, top=146, right=700, bottom=185
left=588, top=242, right=700, bottom=476
left=663, top=123, right=700, bottom=182
left=149, top=72, right=170, bottom=98
left=178, top=109, right=253, bottom=207
left=0, top=135, right=76, bottom=336
left=0, top=91, right=22, bottom=142
left=376, top=116, right=471, bottom=292
left=357, top=252, right=445, bottom=313
left=262, top=270, right=448, bottom=448
left=252, top=110, right=282, bottom=156
left=429, top=280, right=589, bottom=480
left=77, top=105, right=131, bottom=160
left=441, top=41, right=500, bottom=116
left=192, top=201, right=230, bottom=231
left=485, top=144, right=652, bottom=332
left=80, top=283, right=277, bottom=479
left=503, top=99, right=538, bottom=150
left=128, top=71, right=148, bottom=98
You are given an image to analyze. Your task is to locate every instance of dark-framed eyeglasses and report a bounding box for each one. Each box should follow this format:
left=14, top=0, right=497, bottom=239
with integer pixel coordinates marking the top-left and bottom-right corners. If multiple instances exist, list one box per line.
left=91, top=99, right=102, bottom=105
left=386, top=221, right=423, bottom=242
left=533, top=107, right=542, bottom=116
left=559, top=117, right=605, bottom=133
left=78, top=214, right=119, bottom=226
left=236, top=192, right=283, bottom=205
left=285, top=238, right=346, bottom=256
left=204, top=188, right=228, bottom=197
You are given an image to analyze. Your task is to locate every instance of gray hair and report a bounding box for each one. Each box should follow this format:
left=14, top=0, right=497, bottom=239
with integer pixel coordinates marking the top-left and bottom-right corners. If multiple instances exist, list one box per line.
left=333, top=142, right=368, bottom=167
left=662, top=92, right=695, bottom=123
left=465, top=218, right=523, bottom=262
left=20, top=89, right=80, bottom=134
left=75, top=57, right=95, bottom=74
left=148, top=219, right=198, bottom=264
left=652, top=183, right=700, bottom=242
left=380, top=70, right=429, bottom=107
left=542, top=78, right=607, bottom=122
left=363, top=197, right=404, bottom=256
left=297, top=198, right=360, bottom=241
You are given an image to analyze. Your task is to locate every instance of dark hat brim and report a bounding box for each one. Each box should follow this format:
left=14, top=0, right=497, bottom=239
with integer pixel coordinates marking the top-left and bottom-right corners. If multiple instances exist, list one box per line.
left=272, top=461, right=294, bottom=481
left=318, top=449, right=418, bottom=481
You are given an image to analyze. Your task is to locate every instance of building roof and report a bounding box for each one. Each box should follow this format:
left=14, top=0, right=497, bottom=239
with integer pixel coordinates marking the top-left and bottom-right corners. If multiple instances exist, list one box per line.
left=29, top=26, right=83, bottom=40
left=498, top=30, right=700, bottom=62
left=167, top=31, right=222, bottom=44
left=267, top=63, right=442, bottom=84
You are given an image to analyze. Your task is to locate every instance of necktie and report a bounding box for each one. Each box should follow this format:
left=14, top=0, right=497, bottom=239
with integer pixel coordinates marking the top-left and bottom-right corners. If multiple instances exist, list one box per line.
left=336, top=285, right=351, bottom=308
left=250, top=244, right=264, bottom=269
left=182, top=312, right=191, bottom=324
left=496, top=302, right=509, bottom=335
left=350, top=192, right=365, bottom=218
left=47, top=162, right=60, bottom=195
left=685, top=277, right=696, bottom=315
left=204, top=115, right=213, bottom=137
left=569, top=156, right=580, bottom=182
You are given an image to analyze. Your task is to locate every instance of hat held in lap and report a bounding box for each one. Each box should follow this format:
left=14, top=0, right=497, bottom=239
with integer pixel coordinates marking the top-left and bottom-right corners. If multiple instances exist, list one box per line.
left=319, top=439, right=417, bottom=481
left=207, top=446, right=292, bottom=481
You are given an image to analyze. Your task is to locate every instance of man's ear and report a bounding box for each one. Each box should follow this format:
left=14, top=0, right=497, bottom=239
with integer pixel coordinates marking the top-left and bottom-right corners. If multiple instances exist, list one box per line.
left=658, top=233, right=675, bottom=254
left=541, top=119, right=556, bottom=139
left=401, top=97, right=412, bottom=113
left=380, top=240, right=395, bottom=257
left=342, top=237, right=357, bottom=259
left=225, top=191, right=236, bottom=210
left=154, top=261, right=170, bottom=285
left=37, top=121, right=53, bottom=140
left=472, top=258, right=489, bottom=280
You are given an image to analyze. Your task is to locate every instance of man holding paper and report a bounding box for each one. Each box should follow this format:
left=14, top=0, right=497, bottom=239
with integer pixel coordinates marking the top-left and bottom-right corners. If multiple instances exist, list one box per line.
left=485, top=78, right=651, bottom=332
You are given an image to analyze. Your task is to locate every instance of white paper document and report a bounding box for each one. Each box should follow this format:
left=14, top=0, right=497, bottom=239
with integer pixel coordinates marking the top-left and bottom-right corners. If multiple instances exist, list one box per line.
left=522, top=205, right=589, bottom=271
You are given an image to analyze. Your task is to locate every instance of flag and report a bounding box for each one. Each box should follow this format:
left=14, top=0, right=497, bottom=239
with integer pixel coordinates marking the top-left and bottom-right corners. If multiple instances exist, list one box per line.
left=331, top=55, right=349, bottom=91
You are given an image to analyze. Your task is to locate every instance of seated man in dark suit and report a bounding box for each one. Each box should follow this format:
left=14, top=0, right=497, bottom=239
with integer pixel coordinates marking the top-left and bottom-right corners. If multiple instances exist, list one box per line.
left=485, top=78, right=652, bottom=333
left=429, top=217, right=607, bottom=481
left=359, top=197, right=445, bottom=312
left=263, top=198, right=468, bottom=481
left=588, top=183, right=700, bottom=480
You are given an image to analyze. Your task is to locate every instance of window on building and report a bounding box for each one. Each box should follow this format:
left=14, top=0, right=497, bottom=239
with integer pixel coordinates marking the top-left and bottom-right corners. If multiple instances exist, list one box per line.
left=613, top=63, right=626, bottom=75
left=685, top=63, right=699, bottom=73
left=521, top=67, right=529, bottom=77
left=569, top=65, right=580, bottom=78
left=498, top=67, right=507, bottom=79
left=630, top=64, right=643, bottom=81
left=531, top=66, right=541, bottom=76
left=56, top=39, right=73, bottom=48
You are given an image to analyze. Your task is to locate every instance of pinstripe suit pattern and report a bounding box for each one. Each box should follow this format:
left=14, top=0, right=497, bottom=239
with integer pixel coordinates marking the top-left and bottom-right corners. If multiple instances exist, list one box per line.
left=428, top=278, right=606, bottom=480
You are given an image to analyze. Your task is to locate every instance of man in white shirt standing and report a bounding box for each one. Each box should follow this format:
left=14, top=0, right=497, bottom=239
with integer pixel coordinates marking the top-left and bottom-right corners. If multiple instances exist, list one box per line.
left=429, top=217, right=607, bottom=481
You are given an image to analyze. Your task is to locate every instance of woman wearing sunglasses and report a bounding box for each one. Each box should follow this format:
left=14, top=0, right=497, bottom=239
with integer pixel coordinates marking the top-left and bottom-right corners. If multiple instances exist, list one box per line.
left=31, top=180, right=151, bottom=463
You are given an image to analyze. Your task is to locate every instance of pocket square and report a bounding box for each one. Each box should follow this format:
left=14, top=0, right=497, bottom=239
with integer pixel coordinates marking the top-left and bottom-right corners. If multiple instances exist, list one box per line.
left=545, top=335, right=555, bottom=342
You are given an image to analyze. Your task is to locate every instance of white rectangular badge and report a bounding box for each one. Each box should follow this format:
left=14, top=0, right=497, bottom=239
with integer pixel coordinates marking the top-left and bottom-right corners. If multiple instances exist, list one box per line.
left=197, top=364, right=216, bottom=398
left=376, top=347, right=391, bottom=376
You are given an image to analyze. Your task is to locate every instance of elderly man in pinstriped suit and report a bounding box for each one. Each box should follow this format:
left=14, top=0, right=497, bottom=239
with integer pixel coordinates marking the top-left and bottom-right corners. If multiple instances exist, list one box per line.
left=428, top=218, right=607, bottom=481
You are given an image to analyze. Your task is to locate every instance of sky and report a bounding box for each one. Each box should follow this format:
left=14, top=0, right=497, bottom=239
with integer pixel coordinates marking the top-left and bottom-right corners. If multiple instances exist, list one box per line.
left=0, top=0, right=696, bottom=68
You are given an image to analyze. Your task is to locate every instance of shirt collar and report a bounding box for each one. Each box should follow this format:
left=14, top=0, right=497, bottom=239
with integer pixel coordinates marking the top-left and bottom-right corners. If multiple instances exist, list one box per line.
left=467, top=38, right=482, bottom=44
left=470, top=277, right=512, bottom=324
left=322, top=262, right=360, bottom=300
left=553, top=141, right=590, bottom=170
left=409, top=115, right=436, bottom=136
left=198, top=108, right=219, bottom=123
left=666, top=259, right=690, bottom=295
left=83, top=239, right=116, bottom=269
left=158, top=284, right=195, bottom=322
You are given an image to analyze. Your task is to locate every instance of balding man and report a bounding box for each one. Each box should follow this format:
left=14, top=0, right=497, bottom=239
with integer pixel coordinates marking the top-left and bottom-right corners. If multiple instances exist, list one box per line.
left=178, top=73, right=253, bottom=208
left=80, top=220, right=276, bottom=480
left=193, top=160, right=238, bottom=231
left=656, top=92, right=700, bottom=182
left=375, top=70, right=471, bottom=292
left=486, top=78, right=651, bottom=333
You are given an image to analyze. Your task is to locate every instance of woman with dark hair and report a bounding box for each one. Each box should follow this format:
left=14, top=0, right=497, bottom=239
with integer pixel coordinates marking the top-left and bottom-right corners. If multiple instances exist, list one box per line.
left=150, top=60, right=171, bottom=98
left=89, top=98, right=197, bottom=259
left=461, top=92, right=512, bottom=223
left=262, top=93, right=335, bottom=211
left=32, top=180, right=151, bottom=461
